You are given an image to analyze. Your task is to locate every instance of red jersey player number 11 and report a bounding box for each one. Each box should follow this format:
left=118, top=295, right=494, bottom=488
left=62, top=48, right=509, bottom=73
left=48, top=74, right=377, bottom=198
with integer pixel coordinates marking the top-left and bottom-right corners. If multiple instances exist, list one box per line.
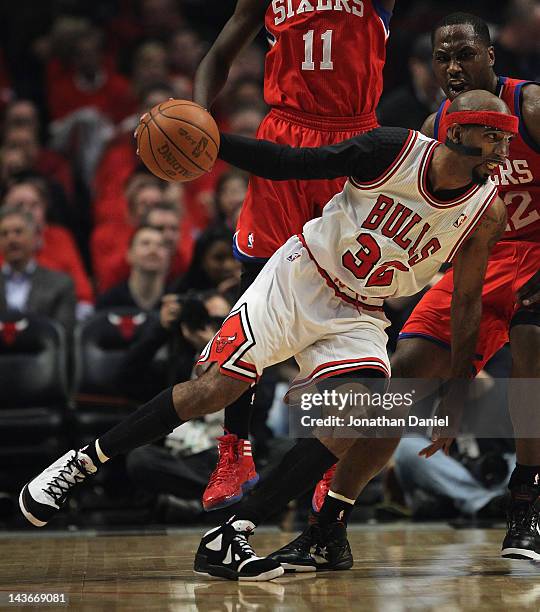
left=264, top=0, right=390, bottom=119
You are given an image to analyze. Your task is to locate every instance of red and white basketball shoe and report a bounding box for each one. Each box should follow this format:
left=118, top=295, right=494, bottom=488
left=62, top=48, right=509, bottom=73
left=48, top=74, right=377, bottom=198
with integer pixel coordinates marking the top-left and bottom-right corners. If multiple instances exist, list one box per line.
left=312, top=464, right=337, bottom=513
left=202, top=434, right=259, bottom=511
left=236, top=438, right=259, bottom=494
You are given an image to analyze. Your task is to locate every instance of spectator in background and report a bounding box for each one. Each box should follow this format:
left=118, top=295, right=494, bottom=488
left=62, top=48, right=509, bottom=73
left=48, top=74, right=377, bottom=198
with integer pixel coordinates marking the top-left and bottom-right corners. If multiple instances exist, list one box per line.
left=181, top=104, right=265, bottom=231
left=494, top=0, right=540, bottom=81
left=2, top=177, right=93, bottom=317
left=91, top=171, right=165, bottom=292
left=167, top=28, right=206, bottom=79
left=2, top=100, right=74, bottom=200
left=0, top=49, right=13, bottom=112
left=46, top=23, right=134, bottom=124
left=214, top=169, right=248, bottom=230
left=171, top=225, right=240, bottom=297
left=2, top=99, right=39, bottom=133
left=46, top=22, right=136, bottom=187
left=120, top=289, right=231, bottom=401
left=0, top=207, right=75, bottom=334
left=377, top=33, right=443, bottom=130
left=96, top=226, right=169, bottom=311
left=107, top=0, right=185, bottom=52
left=143, top=199, right=194, bottom=279
left=93, top=82, right=175, bottom=226
left=130, top=41, right=169, bottom=100
left=124, top=290, right=232, bottom=520
left=1, top=127, right=74, bottom=232
left=227, top=103, right=267, bottom=138
left=226, top=45, right=265, bottom=87
left=230, top=76, right=264, bottom=108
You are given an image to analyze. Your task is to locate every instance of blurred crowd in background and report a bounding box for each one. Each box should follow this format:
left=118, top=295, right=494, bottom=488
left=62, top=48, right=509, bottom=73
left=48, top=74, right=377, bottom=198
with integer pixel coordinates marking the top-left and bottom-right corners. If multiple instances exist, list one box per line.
left=0, top=0, right=538, bottom=528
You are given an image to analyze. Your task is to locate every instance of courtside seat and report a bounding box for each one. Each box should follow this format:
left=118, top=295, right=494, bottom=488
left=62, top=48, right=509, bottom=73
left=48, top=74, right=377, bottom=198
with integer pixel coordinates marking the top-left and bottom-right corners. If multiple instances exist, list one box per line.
left=0, top=312, right=69, bottom=490
left=72, top=308, right=159, bottom=445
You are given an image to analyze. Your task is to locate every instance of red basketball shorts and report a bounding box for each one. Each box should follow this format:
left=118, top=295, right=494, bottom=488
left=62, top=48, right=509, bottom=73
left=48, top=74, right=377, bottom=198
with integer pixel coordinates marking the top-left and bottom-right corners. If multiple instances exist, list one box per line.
left=234, top=108, right=378, bottom=261
left=400, top=241, right=540, bottom=371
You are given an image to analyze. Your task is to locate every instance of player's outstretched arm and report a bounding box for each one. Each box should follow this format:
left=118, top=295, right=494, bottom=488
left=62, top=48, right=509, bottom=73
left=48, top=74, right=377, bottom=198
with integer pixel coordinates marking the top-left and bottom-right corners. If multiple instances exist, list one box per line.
left=193, top=0, right=267, bottom=109
left=217, top=127, right=410, bottom=182
left=449, top=196, right=506, bottom=378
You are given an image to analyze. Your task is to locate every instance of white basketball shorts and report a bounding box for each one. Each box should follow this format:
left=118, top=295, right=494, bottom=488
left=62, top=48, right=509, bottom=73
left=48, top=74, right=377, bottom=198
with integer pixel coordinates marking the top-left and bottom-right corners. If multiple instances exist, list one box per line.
left=198, top=235, right=391, bottom=393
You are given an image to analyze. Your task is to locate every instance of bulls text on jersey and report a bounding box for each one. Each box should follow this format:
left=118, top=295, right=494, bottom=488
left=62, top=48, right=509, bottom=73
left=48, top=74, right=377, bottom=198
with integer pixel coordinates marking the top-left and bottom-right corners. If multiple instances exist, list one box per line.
left=342, top=195, right=442, bottom=287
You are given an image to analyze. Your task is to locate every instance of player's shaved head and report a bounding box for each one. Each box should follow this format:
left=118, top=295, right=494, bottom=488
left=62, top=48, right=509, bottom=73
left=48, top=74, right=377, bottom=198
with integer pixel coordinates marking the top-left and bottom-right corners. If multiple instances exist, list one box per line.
left=446, top=90, right=511, bottom=115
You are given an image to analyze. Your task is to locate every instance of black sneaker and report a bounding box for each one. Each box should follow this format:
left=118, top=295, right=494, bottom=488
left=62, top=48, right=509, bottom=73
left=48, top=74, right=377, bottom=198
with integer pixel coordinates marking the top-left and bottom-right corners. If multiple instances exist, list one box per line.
left=194, top=518, right=284, bottom=581
left=19, top=450, right=97, bottom=527
left=501, top=485, right=540, bottom=560
left=268, top=524, right=319, bottom=572
left=269, top=521, right=353, bottom=572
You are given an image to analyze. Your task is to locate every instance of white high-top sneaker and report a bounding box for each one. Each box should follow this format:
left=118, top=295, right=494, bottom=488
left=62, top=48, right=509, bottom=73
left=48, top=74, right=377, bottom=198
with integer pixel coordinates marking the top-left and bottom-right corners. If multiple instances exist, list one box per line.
left=19, top=449, right=97, bottom=527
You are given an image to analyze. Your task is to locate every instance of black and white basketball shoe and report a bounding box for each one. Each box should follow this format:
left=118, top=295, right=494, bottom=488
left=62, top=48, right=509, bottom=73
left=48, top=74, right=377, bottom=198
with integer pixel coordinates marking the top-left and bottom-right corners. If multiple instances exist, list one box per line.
left=268, top=521, right=353, bottom=572
left=194, top=518, right=284, bottom=581
left=19, top=449, right=97, bottom=527
left=501, top=485, right=540, bottom=560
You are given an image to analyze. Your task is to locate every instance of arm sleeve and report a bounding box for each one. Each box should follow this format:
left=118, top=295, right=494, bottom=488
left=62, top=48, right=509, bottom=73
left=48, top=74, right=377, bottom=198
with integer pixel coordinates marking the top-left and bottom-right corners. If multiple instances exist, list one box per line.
left=218, top=127, right=411, bottom=183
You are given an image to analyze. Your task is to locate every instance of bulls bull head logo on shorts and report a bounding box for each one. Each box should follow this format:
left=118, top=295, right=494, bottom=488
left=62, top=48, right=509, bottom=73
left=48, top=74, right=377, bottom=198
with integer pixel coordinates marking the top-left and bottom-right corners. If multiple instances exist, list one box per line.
left=215, top=332, right=237, bottom=353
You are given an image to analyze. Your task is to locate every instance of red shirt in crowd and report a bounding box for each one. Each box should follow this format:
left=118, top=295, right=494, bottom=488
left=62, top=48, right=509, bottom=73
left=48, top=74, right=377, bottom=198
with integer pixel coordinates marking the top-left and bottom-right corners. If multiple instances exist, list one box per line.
left=91, top=221, right=194, bottom=294
left=46, top=58, right=136, bottom=123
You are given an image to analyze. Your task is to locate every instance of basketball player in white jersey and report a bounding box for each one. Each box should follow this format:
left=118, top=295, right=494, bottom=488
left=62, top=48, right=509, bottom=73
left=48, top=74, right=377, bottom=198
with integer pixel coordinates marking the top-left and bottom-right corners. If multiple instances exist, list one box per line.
left=20, top=90, right=515, bottom=581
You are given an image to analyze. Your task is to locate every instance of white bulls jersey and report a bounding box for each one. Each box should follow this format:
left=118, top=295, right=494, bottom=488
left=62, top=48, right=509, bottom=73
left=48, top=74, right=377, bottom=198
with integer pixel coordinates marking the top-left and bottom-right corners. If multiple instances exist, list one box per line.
left=201, top=126, right=502, bottom=387
left=302, top=131, right=498, bottom=299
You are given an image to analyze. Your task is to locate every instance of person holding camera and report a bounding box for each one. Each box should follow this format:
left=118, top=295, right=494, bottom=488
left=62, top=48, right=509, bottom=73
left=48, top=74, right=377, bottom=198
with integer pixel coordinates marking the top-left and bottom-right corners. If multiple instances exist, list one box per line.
left=121, top=289, right=234, bottom=520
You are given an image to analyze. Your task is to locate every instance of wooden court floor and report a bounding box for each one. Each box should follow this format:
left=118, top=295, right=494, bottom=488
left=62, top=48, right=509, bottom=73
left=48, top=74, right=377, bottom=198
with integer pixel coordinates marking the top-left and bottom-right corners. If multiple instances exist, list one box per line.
left=1, top=524, right=540, bottom=611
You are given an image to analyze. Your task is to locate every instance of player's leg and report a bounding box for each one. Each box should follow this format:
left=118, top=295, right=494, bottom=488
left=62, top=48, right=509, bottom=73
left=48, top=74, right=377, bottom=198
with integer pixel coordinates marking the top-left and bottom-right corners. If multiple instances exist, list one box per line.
left=311, top=251, right=514, bottom=518
left=196, top=251, right=390, bottom=579
left=272, top=337, right=452, bottom=572
left=20, top=365, right=250, bottom=528
left=20, top=249, right=293, bottom=531
left=204, top=261, right=265, bottom=511
left=326, top=337, right=452, bottom=502
left=312, top=335, right=452, bottom=514
left=502, top=308, right=540, bottom=560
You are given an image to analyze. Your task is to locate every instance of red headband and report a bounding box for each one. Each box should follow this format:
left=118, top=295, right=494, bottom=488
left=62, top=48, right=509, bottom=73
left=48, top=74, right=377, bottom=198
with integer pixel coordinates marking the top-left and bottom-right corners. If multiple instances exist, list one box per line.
left=440, top=110, right=519, bottom=136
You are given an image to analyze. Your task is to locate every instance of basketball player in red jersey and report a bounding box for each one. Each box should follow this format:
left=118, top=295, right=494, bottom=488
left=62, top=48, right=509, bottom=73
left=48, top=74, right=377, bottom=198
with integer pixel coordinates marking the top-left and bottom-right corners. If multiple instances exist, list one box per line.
left=271, top=12, right=540, bottom=570
left=193, top=0, right=395, bottom=511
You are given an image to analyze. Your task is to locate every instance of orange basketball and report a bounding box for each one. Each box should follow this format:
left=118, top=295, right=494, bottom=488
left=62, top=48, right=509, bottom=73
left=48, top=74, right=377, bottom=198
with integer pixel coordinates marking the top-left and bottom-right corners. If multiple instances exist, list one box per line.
left=136, top=99, right=220, bottom=182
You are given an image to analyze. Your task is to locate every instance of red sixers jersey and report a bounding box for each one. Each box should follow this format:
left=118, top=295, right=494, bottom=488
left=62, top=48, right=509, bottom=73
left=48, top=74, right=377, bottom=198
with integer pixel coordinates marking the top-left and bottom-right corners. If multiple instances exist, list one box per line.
left=434, top=76, right=540, bottom=242
left=264, top=0, right=391, bottom=117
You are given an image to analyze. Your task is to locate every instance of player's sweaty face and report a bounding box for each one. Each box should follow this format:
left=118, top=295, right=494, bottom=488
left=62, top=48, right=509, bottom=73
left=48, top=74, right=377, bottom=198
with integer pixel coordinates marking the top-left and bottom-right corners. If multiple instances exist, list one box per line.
left=432, top=26, right=494, bottom=100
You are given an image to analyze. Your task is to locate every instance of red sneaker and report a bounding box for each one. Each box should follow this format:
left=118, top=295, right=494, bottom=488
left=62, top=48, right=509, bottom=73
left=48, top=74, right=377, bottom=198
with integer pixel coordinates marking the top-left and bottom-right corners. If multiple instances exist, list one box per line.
left=236, top=439, right=259, bottom=493
left=312, top=464, right=337, bottom=513
left=202, top=434, right=242, bottom=511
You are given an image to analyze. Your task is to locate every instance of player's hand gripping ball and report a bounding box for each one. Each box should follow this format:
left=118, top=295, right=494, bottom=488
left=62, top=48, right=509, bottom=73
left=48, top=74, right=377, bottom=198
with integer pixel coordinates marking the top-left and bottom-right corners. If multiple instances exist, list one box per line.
left=135, top=99, right=220, bottom=182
